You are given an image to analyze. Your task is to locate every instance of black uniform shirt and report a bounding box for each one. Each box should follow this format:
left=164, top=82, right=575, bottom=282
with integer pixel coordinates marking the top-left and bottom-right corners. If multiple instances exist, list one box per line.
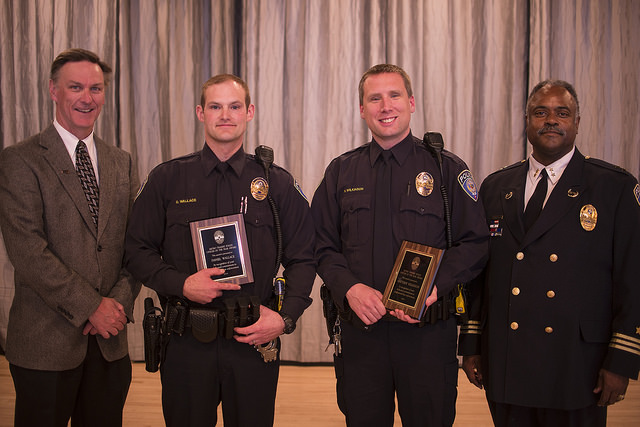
left=125, top=144, right=315, bottom=320
left=311, top=133, right=489, bottom=311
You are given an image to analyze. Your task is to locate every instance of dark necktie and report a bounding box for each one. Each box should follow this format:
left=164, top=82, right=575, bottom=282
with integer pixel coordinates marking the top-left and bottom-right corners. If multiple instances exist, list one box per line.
left=75, top=140, right=99, bottom=229
left=216, top=162, right=234, bottom=217
left=524, top=168, right=548, bottom=231
left=372, top=151, right=393, bottom=291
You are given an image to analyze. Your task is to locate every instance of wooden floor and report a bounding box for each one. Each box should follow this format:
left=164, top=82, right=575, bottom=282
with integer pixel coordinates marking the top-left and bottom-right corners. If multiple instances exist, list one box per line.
left=0, top=356, right=638, bottom=426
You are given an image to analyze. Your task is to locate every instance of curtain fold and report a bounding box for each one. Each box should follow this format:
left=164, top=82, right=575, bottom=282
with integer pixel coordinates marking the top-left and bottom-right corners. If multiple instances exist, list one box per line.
left=1, top=0, right=638, bottom=363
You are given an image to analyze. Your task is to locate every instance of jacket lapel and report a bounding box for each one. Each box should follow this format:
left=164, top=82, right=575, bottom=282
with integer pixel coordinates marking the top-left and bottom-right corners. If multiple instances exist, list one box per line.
left=522, top=150, right=585, bottom=247
left=95, top=137, right=114, bottom=239
left=499, top=163, right=527, bottom=243
left=40, top=125, right=98, bottom=237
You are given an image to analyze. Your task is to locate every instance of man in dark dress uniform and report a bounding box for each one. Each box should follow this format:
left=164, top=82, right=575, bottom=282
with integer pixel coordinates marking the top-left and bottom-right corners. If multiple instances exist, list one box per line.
left=459, top=80, right=640, bottom=427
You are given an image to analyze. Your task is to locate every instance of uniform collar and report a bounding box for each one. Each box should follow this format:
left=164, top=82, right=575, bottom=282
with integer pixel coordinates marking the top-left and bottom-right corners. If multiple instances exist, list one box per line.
left=528, top=146, right=575, bottom=187
left=369, top=132, right=414, bottom=167
left=202, top=143, right=245, bottom=177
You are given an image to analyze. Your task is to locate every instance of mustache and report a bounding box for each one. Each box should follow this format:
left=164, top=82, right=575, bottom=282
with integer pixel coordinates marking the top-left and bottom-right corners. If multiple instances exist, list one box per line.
left=538, top=125, right=566, bottom=136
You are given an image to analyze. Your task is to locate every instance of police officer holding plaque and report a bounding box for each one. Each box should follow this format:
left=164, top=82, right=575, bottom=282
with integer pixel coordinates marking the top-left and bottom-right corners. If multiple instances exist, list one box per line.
left=124, top=74, right=315, bottom=426
left=459, top=80, right=640, bottom=426
left=311, top=64, right=489, bottom=426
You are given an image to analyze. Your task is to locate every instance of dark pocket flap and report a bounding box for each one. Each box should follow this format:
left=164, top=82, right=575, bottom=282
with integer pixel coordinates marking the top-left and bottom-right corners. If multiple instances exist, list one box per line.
left=190, top=308, right=219, bottom=343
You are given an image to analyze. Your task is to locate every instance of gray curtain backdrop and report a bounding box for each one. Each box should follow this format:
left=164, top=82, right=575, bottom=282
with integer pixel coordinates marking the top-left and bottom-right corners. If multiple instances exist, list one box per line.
left=1, top=0, right=638, bottom=363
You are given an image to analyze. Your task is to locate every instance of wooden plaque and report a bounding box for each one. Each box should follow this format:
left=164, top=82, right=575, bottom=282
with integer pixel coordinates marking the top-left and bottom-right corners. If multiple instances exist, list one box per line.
left=189, top=214, right=254, bottom=285
left=381, top=240, right=444, bottom=319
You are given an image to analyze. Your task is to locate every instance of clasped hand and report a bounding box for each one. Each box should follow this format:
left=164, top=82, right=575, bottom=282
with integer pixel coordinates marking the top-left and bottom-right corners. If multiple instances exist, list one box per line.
left=83, top=297, right=127, bottom=338
left=346, top=283, right=439, bottom=325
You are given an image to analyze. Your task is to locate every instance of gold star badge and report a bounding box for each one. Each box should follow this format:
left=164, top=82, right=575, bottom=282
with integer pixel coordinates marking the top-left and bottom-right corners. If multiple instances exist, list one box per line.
left=636, top=326, right=640, bottom=336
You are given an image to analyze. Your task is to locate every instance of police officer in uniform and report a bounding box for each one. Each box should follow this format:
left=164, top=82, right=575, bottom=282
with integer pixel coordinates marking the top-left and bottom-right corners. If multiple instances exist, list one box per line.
left=311, top=64, right=489, bottom=426
left=459, top=80, right=640, bottom=426
left=124, top=74, right=315, bottom=427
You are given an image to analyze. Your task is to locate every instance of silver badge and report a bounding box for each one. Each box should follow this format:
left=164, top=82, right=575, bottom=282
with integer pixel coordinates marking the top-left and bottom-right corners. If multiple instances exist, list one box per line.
left=579, top=204, right=597, bottom=231
left=251, top=177, right=269, bottom=201
left=415, top=172, right=434, bottom=197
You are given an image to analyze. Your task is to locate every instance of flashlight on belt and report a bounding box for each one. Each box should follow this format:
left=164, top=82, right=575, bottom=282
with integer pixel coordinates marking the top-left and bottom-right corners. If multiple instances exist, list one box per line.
left=274, top=277, right=285, bottom=312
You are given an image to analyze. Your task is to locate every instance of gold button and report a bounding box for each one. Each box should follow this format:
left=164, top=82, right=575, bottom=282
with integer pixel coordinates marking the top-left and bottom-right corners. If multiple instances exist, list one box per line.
left=512, top=287, right=520, bottom=296
left=545, top=327, right=553, bottom=334
left=511, top=322, right=519, bottom=330
left=550, top=254, right=558, bottom=262
left=546, top=290, right=556, bottom=298
left=516, top=252, right=524, bottom=260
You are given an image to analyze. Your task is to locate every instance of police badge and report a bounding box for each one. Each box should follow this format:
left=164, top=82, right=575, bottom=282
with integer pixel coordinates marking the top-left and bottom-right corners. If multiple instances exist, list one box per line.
left=634, top=184, right=640, bottom=207
left=415, top=172, right=434, bottom=196
left=579, top=204, right=598, bottom=231
left=250, top=177, right=269, bottom=201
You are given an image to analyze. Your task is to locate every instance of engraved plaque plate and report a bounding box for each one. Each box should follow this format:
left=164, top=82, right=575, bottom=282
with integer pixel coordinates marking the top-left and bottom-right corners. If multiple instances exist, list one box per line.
left=381, top=240, right=444, bottom=319
left=189, top=214, right=254, bottom=285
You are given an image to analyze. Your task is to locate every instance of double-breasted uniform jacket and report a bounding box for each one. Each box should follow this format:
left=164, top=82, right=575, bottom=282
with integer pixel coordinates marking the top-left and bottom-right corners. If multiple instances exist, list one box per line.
left=459, top=148, right=640, bottom=410
left=0, top=124, right=141, bottom=371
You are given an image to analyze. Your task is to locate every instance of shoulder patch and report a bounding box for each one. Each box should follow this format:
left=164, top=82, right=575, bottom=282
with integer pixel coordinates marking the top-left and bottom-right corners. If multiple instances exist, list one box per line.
left=634, top=184, right=639, bottom=207
left=458, top=169, right=478, bottom=201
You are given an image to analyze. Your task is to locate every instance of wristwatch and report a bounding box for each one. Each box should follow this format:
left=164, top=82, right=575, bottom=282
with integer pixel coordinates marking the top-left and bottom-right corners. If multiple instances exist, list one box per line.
left=279, top=312, right=296, bottom=334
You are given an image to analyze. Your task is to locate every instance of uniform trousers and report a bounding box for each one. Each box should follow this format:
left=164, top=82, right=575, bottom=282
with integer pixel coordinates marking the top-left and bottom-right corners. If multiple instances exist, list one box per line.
left=335, top=317, right=458, bottom=426
left=160, top=330, right=280, bottom=427
left=488, top=400, right=607, bottom=427
left=10, top=335, right=131, bottom=427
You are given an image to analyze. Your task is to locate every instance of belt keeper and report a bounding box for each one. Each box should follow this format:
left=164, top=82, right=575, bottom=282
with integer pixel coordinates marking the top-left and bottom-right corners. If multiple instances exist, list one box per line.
left=223, top=299, right=236, bottom=339
left=237, top=296, right=250, bottom=327
left=249, top=296, right=260, bottom=323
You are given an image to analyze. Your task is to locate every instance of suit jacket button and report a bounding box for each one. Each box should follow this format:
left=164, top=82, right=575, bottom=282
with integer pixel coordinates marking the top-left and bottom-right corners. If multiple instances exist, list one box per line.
left=545, top=326, right=553, bottom=334
left=510, top=322, right=519, bottom=330
left=512, top=287, right=520, bottom=296
left=97, top=245, right=103, bottom=251
left=549, top=254, right=558, bottom=262
left=516, top=252, right=524, bottom=260
left=546, top=290, right=556, bottom=298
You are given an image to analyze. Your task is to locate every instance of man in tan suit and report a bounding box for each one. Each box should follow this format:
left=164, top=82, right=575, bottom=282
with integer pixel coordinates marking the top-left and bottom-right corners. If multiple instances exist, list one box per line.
left=0, top=48, right=140, bottom=427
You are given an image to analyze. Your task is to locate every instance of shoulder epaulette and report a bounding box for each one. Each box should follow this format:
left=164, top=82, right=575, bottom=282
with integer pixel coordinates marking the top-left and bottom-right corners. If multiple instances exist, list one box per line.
left=485, top=159, right=526, bottom=178
left=584, top=156, right=632, bottom=177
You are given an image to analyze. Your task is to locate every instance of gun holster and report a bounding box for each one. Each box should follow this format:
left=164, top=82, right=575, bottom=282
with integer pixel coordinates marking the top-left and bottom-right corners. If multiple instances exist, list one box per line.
left=142, top=297, right=164, bottom=373
left=320, top=284, right=338, bottom=343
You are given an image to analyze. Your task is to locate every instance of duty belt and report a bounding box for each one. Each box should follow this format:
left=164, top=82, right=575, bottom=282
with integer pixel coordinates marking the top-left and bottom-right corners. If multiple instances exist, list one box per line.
left=165, top=296, right=261, bottom=342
